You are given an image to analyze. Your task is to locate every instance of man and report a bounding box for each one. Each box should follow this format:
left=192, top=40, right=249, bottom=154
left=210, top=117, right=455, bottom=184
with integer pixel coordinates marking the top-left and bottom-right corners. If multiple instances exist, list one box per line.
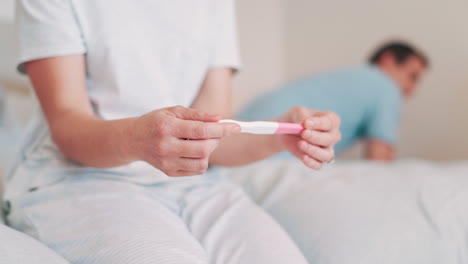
left=238, top=41, right=428, bottom=161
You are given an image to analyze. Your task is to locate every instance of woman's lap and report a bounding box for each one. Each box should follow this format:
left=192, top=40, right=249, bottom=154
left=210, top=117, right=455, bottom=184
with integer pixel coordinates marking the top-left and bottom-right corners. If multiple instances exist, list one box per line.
left=6, top=175, right=307, bottom=264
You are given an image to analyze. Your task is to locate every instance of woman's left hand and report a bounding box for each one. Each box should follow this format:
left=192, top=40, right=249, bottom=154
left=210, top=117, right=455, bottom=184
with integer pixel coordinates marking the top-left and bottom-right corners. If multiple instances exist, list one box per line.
left=277, top=107, right=341, bottom=170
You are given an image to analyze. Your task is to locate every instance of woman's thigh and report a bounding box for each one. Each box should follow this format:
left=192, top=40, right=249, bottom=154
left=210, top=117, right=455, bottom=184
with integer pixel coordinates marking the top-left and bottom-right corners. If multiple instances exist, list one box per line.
left=181, top=182, right=309, bottom=264
left=7, top=177, right=208, bottom=264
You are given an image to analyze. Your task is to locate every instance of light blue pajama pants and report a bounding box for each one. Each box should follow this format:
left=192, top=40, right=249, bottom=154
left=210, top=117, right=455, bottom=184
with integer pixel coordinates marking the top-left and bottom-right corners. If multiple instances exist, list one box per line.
left=6, top=173, right=308, bottom=264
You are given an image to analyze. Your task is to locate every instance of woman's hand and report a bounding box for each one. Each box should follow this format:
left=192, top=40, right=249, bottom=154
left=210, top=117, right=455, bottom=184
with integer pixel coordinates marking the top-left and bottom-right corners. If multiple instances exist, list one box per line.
left=130, top=106, right=240, bottom=177
left=277, top=107, right=341, bottom=170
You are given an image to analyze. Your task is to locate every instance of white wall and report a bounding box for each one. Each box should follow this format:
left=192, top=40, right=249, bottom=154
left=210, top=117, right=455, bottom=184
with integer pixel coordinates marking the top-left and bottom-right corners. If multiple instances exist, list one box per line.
left=233, top=0, right=285, bottom=110
left=235, top=0, right=468, bottom=160
left=0, top=0, right=25, bottom=84
left=0, top=22, right=23, bottom=83
left=0, top=0, right=14, bottom=22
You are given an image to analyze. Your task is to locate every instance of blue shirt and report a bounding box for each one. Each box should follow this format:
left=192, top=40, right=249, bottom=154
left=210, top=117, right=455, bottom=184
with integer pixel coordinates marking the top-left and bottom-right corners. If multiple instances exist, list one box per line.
left=237, top=65, right=402, bottom=155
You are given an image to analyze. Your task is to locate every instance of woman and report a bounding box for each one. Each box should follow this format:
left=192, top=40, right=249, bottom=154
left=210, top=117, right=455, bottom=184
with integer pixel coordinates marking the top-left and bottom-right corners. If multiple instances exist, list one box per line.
left=4, top=0, right=340, bottom=263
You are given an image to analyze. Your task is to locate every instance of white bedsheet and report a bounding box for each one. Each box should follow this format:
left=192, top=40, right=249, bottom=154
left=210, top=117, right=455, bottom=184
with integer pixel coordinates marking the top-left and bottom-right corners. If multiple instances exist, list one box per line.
left=225, top=159, right=468, bottom=264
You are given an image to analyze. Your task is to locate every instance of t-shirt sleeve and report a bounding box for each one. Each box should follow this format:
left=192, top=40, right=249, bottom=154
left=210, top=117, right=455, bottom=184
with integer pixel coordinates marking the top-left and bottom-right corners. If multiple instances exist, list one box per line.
left=16, top=0, right=87, bottom=74
left=364, top=86, right=402, bottom=145
left=209, top=0, right=241, bottom=71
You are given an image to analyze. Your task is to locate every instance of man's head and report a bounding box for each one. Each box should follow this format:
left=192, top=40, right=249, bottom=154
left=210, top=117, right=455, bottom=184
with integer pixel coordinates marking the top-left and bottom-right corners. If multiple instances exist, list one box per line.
left=369, top=41, right=429, bottom=97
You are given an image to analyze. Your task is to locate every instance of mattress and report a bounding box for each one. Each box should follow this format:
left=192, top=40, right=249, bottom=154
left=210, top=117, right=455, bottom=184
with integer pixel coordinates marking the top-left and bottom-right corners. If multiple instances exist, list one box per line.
left=225, top=159, right=468, bottom=264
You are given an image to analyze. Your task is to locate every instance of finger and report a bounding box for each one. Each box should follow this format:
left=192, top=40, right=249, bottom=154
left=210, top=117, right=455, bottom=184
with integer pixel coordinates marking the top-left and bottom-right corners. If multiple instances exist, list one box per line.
left=301, top=129, right=338, bottom=147
left=303, top=112, right=340, bottom=132
left=176, top=139, right=219, bottom=158
left=170, top=106, right=221, bottom=122
left=281, top=135, right=305, bottom=160
left=172, top=158, right=210, bottom=172
left=298, top=140, right=334, bottom=163
left=175, top=120, right=240, bottom=139
left=301, top=155, right=323, bottom=170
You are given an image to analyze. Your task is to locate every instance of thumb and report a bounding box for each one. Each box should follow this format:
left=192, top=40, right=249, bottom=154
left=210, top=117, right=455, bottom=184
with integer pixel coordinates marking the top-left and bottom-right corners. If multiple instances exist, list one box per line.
left=170, top=106, right=221, bottom=122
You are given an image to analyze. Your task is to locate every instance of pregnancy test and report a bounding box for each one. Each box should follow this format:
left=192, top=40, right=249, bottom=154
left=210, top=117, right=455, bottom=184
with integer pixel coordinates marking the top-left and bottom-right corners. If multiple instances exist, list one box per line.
left=219, top=119, right=304, bottom=135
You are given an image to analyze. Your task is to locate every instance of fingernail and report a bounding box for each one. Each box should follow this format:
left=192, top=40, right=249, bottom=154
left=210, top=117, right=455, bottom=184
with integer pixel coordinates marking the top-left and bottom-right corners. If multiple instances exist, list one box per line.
left=232, top=125, right=241, bottom=133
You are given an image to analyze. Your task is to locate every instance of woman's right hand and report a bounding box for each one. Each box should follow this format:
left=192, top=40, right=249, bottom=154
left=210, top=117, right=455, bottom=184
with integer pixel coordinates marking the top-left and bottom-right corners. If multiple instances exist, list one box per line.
left=130, top=106, right=241, bottom=177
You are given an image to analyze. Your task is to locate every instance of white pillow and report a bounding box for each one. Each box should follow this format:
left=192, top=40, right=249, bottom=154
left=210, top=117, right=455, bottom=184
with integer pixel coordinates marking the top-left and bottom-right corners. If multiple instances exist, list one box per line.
left=0, top=224, right=69, bottom=264
left=226, top=159, right=468, bottom=264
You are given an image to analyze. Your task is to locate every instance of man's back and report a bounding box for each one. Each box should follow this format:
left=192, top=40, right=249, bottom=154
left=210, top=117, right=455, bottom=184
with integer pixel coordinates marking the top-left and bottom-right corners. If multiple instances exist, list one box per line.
left=238, top=65, right=402, bottom=154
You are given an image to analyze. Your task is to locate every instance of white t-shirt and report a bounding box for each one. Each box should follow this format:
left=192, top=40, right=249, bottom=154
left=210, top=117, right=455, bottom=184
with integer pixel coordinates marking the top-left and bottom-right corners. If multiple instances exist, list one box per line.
left=6, top=0, right=240, bottom=198
left=17, top=0, right=240, bottom=119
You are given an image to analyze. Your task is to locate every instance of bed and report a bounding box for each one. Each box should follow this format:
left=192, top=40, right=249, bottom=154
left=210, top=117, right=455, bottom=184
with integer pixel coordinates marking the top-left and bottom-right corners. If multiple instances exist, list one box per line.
left=225, top=159, right=468, bottom=264
left=3, top=11, right=468, bottom=262
left=2, top=81, right=468, bottom=263
left=2, top=155, right=468, bottom=263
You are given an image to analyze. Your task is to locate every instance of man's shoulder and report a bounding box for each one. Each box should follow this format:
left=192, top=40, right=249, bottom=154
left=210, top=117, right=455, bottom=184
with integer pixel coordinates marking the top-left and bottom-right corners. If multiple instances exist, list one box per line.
left=349, top=65, right=399, bottom=95
left=307, top=65, right=381, bottom=86
left=326, top=64, right=373, bottom=76
left=290, top=65, right=366, bottom=86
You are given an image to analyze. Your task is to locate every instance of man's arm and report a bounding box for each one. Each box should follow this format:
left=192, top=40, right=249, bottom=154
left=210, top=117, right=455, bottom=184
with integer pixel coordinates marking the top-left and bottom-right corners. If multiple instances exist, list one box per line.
left=362, top=81, right=401, bottom=162
left=191, top=68, right=341, bottom=169
left=366, top=140, right=395, bottom=161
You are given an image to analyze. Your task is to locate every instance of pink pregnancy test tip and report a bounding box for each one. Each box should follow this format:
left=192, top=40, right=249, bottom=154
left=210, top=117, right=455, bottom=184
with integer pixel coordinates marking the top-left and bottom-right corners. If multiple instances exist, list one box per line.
left=276, top=123, right=304, bottom=134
